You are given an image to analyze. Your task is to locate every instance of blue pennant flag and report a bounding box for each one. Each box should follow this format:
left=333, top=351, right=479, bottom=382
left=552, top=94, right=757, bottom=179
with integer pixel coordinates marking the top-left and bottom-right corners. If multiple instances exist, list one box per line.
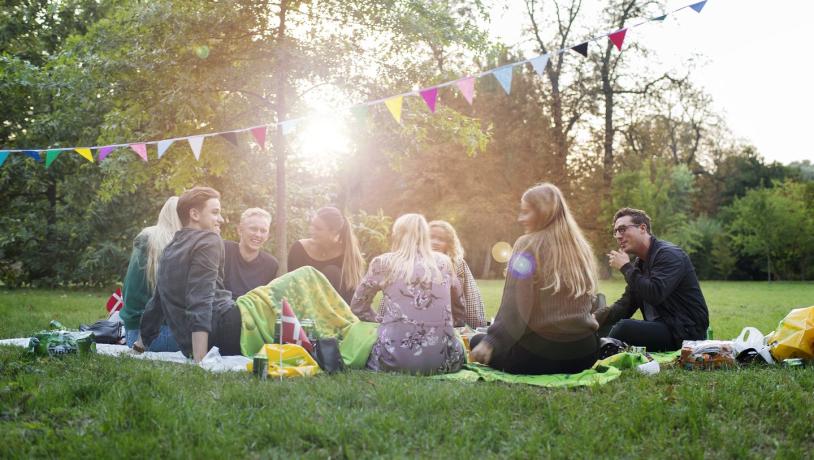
left=493, top=66, right=513, bottom=95
left=23, top=151, right=41, bottom=162
left=689, top=1, right=706, bottom=13
left=0, top=151, right=8, bottom=167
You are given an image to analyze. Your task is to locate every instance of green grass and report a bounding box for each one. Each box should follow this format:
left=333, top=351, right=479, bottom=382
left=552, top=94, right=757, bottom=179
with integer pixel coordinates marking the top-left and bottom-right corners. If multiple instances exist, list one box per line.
left=1, top=282, right=814, bottom=458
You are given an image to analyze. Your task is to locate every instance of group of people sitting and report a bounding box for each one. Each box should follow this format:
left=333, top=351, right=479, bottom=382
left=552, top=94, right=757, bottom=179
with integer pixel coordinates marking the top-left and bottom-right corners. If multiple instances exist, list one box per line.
left=121, top=182, right=709, bottom=376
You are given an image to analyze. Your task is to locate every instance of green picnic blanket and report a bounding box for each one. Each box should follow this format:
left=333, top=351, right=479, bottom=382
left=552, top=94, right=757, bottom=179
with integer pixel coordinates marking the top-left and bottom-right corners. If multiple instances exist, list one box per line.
left=432, top=363, right=622, bottom=387
left=236, top=267, right=359, bottom=357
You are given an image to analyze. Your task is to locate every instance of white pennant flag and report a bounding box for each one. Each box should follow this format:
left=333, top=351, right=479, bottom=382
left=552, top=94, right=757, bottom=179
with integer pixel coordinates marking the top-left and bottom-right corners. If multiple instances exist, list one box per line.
left=188, top=136, right=204, bottom=160
left=530, top=55, right=550, bottom=76
left=157, top=139, right=175, bottom=159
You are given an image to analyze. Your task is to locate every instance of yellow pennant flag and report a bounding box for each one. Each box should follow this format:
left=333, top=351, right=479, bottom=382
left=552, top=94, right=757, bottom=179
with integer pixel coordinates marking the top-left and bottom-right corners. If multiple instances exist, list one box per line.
left=74, top=148, right=94, bottom=162
left=384, top=96, right=403, bottom=124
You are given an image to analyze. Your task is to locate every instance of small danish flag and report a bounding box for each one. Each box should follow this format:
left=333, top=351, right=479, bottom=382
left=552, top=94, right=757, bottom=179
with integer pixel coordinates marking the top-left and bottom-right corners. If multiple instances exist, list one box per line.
left=106, top=288, right=123, bottom=313
left=280, top=297, right=313, bottom=353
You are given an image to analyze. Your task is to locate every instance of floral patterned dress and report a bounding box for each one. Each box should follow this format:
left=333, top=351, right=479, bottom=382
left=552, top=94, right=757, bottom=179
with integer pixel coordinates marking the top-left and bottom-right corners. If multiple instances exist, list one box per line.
left=350, top=253, right=466, bottom=375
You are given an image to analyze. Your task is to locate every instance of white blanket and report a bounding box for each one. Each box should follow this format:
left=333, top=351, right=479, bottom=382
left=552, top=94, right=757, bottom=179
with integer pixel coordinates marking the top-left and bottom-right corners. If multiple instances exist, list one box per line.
left=0, top=338, right=251, bottom=373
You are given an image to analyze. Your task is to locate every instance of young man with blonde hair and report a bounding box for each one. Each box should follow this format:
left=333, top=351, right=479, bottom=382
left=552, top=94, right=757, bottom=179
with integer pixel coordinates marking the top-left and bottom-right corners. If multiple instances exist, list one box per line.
left=223, top=207, right=279, bottom=299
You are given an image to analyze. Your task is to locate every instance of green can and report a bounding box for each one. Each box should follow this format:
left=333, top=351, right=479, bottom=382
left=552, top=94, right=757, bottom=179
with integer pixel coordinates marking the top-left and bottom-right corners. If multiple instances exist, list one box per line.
left=49, top=320, right=65, bottom=330
left=782, top=358, right=804, bottom=368
left=253, top=353, right=269, bottom=379
left=76, top=332, right=96, bottom=355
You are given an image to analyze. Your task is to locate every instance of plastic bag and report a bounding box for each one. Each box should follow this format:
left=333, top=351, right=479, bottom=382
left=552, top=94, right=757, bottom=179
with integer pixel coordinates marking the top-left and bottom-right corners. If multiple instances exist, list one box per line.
left=766, top=306, right=814, bottom=361
left=247, top=344, right=321, bottom=378
left=679, top=340, right=736, bottom=370
left=27, top=331, right=96, bottom=357
left=733, top=327, right=773, bottom=364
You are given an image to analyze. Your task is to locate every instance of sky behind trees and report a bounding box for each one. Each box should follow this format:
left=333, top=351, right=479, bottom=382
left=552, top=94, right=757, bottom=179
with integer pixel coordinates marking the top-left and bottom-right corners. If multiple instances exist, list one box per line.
left=489, top=0, right=811, bottom=165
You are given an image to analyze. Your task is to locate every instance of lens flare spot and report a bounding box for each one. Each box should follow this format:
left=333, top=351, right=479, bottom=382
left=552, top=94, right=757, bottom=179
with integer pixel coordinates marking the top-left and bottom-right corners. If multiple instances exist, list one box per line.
left=508, top=252, right=536, bottom=279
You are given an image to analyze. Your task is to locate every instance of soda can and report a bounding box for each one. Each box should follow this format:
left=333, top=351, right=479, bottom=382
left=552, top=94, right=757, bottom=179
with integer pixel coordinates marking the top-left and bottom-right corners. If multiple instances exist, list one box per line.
left=253, top=353, right=269, bottom=379
left=630, top=346, right=647, bottom=355
left=49, top=320, right=65, bottom=330
left=75, top=332, right=96, bottom=356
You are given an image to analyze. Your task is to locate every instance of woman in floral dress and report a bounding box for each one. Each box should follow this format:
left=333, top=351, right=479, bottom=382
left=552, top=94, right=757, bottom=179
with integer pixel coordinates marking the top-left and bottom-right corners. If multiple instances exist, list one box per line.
left=350, top=213, right=467, bottom=374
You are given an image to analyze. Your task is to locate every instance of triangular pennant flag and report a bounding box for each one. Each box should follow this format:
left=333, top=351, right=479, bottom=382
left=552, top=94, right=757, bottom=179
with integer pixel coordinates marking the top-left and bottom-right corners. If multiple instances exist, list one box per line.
left=419, top=87, right=438, bottom=113
left=384, top=95, right=403, bottom=124
left=279, top=120, right=297, bottom=136
left=98, top=146, right=115, bottom=161
left=250, top=126, right=266, bottom=148
left=530, top=55, right=550, bottom=76
left=653, top=14, right=667, bottom=21
left=689, top=1, right=706, bottom=13
left=45, top=149, right=61, bottom=168
left=74, top=148, right=94, bottom=162
left=456, top=77, right=475, bottom=105
left=493, top=66, right=513, bottom=95
left=23, top=151, right=41, bottom=162
left=571, top=42, right=589, bottom=57
left=218, top=132, right=239, bottom=147
left=187, top=136, right=204, bottom=160
left=129, top=143, right=148, bottom=161
left=609, top=28, right=627, bottom=51
left=0, top=151, right=9, bottom=167
left=351, top=106, right=369, bottom=127
left=157, top=139, right=174, bottom=159
left=280, top=297, right=313, bottom=353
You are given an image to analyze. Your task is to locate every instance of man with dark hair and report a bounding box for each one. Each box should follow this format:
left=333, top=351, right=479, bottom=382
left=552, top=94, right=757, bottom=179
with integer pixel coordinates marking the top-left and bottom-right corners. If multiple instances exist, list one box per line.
left=138, top=186, right=242, bottom=362
left=595, top=207, right=709, bottom=351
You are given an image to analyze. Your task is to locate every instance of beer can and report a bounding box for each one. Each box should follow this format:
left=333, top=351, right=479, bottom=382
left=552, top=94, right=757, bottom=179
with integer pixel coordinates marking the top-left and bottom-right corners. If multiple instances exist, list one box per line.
left=76, top=332, right=96, bottom=355
left=782, top=358, right=804, bottom=368
left=253, top=353, right=269, bottom=379
left=630, top=346, right=647, bottom=355
left=49, top=320, right=65, bottom=330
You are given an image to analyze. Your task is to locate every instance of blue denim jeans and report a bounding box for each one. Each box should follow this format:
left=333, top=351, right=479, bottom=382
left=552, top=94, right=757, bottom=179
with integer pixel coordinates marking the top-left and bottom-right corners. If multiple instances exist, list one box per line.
left=125, top=325, right=180, bottom=352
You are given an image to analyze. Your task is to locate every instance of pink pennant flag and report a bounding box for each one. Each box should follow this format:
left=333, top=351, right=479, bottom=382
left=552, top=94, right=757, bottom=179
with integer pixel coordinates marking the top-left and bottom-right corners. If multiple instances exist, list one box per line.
left=250, top=126, right=266, bottom=148
left=609, top=29, right=627, bottom=51
left=419, top=87, right=438, bottom=113
left=98, top=146, right=115, bottom=161
left=130, top=143, right=148, bottom=162
left=456, top=77, right=475, bottom=105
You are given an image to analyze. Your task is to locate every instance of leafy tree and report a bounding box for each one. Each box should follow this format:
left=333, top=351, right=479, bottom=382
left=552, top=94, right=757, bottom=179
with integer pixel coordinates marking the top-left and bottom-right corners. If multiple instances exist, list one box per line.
left=726, top=180, right=814, bottom=281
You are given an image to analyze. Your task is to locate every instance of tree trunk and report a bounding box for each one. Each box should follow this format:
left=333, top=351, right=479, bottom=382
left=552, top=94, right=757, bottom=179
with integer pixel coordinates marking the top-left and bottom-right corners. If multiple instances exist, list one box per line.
left=481, top=247, right=492, bottom=279
left=273, top=0, right=289, bottom=272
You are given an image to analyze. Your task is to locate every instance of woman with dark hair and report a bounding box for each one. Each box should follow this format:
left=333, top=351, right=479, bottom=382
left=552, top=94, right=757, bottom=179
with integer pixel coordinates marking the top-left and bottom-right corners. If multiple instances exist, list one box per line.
left=469, top=183, right=602, bottom=375
left=288, top=206, right=365, bottom=303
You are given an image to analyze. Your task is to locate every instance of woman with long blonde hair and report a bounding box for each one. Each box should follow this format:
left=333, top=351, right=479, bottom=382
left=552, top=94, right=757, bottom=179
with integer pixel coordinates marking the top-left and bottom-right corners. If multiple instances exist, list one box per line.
left=351, top=213, right=467, bottom=374
left=469, top=183, right=601, bottom=374
left=429, top=220, right=486, bottom=327
left=121, top=196, right=183, bottom=351
left=288, top=206, right=365, bottom=303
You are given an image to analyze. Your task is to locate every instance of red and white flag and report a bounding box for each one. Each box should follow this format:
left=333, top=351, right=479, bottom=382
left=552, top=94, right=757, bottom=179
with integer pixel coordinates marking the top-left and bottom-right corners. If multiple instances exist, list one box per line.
left=281, top=297, right=313, bottom=353
left=106, top=288, right=123, bottom=313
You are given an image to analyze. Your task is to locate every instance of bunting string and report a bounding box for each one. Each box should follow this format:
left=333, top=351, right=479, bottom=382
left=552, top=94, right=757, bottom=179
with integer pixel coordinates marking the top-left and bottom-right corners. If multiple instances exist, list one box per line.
left=0, top=0, right=707, bottom=168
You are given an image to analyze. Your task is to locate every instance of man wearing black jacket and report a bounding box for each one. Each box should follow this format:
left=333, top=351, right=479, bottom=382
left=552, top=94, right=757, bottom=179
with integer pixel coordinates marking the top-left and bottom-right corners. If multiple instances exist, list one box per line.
left=595, top=208, right=709, bottom=351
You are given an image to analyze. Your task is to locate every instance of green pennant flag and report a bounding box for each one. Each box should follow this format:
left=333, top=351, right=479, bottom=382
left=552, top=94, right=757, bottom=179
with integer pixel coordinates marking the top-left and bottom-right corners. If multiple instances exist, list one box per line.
left=45, top=149, right=62, bottom=168
left=351, top=105, right=369, bottom=129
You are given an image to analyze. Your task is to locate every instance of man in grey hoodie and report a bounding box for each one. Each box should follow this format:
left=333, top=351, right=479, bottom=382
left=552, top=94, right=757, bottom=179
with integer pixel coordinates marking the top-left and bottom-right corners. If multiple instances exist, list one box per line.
left=137, top=186, right=242, bottom=362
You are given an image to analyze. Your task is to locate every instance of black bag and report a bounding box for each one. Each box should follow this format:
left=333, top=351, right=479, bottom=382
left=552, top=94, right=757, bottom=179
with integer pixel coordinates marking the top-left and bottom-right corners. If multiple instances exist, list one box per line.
left=312, top=338, right=346, bottom=374
left=79, top=319, right=125, bottom=345
left=598, top=337, right=628, bottom=360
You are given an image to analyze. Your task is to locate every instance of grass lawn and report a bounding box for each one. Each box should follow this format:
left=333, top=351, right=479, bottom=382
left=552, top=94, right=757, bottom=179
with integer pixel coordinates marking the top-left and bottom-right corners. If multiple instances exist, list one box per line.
left=1, top=281, right=813, bottom=458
